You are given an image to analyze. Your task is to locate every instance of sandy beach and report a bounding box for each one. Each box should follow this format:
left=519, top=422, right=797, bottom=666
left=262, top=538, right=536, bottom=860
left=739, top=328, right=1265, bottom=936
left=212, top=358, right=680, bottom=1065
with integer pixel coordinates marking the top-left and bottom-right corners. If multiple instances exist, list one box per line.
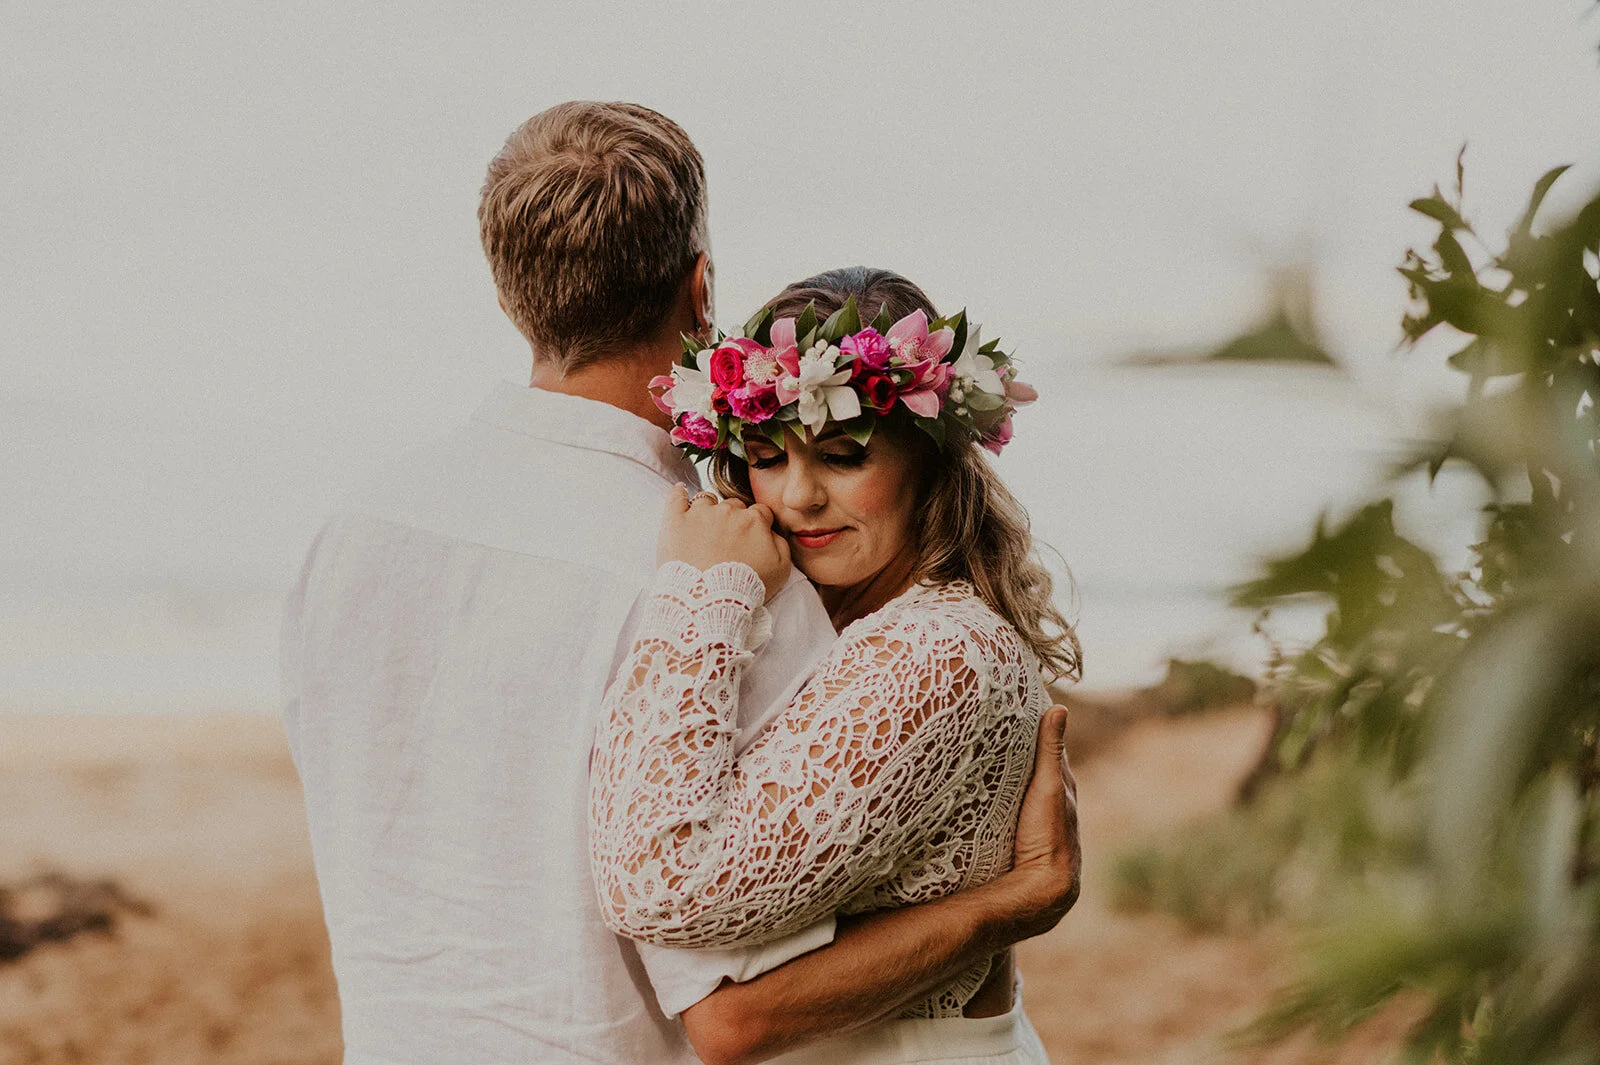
left=0, top=708, right=1406, bottom=1065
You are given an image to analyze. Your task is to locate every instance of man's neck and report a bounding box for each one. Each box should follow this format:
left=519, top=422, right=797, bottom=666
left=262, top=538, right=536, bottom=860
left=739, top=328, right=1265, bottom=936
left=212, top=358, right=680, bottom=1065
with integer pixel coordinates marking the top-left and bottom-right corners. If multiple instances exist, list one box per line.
left=528, top=344, right=675, bottom=432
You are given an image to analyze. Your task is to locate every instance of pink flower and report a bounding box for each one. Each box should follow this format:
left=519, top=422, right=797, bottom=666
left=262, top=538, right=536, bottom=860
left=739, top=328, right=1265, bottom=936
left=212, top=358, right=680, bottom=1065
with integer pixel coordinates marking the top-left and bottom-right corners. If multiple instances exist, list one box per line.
left=885, top=310, right=955, bottom=367
left=1005, top=376, right=1038, bottom=405
left=841, top=327, right=892, bottom=370
left=897, top=358, right=952, bottom=418
left=709, top=345, right=745, bottom=390
left=768, top=318, right=803, bottom=405
left=727, top=384, right=780, bottom=423
left=744, top=348, right=781, bottom=386
left=648, top=373, right=676, bottom=415
left=980, top=414, right=1014, bottom=456
left=859, top=373, right=898, bottom=415
left=671, top=413, right=719, bottom=450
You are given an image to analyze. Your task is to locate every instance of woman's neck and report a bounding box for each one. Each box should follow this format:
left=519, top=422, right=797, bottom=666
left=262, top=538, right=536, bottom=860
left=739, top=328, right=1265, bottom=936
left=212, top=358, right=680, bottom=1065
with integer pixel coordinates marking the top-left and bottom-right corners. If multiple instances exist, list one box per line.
left=817, top=551, right=920, bottom=631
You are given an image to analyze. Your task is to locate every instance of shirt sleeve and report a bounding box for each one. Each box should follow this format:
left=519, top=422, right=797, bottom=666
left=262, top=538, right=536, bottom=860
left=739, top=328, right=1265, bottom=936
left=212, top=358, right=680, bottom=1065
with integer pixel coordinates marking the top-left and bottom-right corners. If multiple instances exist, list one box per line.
left=279, top=528, right=323, bottom=773
left=588, top=561, right=1001, bottom=948
left=634, top=916, right=837, bottom=1018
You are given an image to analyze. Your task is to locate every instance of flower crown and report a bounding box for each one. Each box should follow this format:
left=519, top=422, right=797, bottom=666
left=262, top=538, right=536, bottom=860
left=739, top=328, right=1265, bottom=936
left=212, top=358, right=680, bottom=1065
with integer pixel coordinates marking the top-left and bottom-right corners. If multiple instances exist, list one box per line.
left=650, top=296, right=1037, bottom=461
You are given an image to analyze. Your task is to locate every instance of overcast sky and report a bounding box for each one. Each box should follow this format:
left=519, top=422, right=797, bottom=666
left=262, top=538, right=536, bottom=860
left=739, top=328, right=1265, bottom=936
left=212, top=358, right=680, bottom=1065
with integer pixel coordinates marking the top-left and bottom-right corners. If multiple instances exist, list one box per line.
left=4, top=0, right=1599, bottom=598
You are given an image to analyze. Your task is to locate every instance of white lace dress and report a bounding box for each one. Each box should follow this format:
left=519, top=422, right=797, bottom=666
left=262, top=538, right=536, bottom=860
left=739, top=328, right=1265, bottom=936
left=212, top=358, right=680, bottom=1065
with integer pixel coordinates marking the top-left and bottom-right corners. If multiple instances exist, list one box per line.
left=589, top=560, right=1049, bottom=1025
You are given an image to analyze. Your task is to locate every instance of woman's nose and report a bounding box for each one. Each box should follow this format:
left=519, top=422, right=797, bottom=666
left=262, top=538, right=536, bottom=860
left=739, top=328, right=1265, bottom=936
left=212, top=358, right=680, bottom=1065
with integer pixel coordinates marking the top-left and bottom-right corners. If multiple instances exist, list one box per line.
left=781, top=463, right=827, bottom=512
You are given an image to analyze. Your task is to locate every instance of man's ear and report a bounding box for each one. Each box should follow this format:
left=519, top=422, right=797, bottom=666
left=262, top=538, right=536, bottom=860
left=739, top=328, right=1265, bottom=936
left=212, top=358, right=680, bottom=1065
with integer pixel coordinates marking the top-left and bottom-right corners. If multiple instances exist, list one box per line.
left=497, top=294, right=510, bottom=318
left=691, top=253, right=714, bottom=333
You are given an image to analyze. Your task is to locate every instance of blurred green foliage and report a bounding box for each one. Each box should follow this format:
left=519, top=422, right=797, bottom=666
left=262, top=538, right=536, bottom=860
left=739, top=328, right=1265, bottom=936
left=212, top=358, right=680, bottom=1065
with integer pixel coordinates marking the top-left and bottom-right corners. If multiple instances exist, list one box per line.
left=1112, top=750, right=1424, bottom=933
left=1118, top=156, right=1600, bottom=1062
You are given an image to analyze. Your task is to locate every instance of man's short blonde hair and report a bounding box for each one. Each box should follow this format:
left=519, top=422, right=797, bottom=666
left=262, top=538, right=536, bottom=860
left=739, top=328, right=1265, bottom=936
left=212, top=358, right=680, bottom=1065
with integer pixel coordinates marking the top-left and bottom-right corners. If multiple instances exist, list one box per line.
left=479, top=101, right=707, bottom=371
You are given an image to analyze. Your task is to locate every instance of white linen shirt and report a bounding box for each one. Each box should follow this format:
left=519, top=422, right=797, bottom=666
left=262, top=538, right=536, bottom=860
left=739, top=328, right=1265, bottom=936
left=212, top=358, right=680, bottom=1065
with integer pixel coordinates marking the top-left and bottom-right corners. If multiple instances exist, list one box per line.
left=281, top=382, right=837, bottom=1065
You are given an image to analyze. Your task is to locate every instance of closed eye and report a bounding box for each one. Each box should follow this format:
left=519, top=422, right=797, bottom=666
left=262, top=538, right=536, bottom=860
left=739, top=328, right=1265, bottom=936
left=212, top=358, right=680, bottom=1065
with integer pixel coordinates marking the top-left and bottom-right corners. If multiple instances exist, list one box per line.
left=821, top=447, right=867, bottom=468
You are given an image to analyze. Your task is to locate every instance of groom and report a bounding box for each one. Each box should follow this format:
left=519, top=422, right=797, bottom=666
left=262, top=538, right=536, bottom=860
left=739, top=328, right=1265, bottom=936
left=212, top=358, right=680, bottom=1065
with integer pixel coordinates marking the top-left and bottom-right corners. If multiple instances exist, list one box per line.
left=282, top=101, right=1079, bottom=1065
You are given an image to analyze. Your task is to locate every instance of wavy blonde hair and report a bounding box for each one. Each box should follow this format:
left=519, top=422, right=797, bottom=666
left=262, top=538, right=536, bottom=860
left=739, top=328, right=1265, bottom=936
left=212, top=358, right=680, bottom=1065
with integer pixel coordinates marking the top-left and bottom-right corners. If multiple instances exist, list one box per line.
left=712, top=267, right=1082, bottom=682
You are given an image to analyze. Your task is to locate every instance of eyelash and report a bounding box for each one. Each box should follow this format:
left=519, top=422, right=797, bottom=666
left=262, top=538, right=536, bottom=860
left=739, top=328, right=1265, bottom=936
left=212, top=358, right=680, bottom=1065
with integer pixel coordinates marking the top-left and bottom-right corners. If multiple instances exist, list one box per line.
left=748, top=452, right=866, bottom=471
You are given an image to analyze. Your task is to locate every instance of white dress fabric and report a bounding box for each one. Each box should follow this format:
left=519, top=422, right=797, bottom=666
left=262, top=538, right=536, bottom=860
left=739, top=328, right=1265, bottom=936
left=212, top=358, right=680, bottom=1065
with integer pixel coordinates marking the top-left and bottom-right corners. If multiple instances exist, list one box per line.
left=281, top=383, right=838, bottom=1065
left=590, top=559, right=1050, bottom=1020
left=765, top=999, right=1051, bottom=1065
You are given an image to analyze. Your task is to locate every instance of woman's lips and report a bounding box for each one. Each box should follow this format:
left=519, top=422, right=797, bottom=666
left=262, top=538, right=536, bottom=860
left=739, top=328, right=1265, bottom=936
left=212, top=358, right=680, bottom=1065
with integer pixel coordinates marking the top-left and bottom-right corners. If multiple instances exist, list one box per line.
left=790, top=528, right=845, bottom=550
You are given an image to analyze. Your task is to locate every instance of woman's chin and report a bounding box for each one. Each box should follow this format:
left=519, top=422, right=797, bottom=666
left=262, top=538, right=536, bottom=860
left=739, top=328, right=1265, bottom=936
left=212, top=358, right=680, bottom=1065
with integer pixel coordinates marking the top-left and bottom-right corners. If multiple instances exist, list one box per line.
left=791, top=553, right=856, bottom=589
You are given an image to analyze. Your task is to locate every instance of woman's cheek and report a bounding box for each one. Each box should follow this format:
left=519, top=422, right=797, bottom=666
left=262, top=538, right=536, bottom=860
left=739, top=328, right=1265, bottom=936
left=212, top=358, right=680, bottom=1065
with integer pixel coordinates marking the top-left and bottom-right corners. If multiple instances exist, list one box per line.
left=747, top=468, right=781, bottom=509
left=840, top=465, right=912, bottom=533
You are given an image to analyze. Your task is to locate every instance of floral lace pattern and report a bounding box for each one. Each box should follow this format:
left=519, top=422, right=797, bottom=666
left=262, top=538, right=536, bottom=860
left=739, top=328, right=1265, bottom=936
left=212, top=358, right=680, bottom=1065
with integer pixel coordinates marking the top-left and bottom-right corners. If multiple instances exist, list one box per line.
left=589, top=561, right=1046, bottom=1018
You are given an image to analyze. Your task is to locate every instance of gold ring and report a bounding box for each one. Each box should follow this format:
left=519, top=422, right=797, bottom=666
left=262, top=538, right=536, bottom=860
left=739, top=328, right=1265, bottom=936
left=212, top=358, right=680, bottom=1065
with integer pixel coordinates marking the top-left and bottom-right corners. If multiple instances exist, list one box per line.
left=691, top=490, right=719, bottom=505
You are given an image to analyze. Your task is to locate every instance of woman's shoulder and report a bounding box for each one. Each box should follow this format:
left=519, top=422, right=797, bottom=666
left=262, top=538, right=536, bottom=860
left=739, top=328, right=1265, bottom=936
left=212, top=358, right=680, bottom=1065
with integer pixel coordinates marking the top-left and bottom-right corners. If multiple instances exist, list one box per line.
left=839, top=579, right=1031, bottom=670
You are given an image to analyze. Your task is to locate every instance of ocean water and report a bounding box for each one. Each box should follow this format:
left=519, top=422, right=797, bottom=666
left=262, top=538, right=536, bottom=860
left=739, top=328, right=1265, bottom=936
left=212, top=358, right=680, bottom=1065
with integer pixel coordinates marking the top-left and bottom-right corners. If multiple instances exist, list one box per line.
left=0, top=363, right=1488, bottom=712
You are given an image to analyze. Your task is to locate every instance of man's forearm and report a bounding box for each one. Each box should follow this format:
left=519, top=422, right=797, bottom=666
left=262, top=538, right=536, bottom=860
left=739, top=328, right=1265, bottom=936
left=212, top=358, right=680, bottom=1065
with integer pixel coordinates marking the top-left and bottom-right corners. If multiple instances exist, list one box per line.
left=680, top=874, right=1033, bottom=1065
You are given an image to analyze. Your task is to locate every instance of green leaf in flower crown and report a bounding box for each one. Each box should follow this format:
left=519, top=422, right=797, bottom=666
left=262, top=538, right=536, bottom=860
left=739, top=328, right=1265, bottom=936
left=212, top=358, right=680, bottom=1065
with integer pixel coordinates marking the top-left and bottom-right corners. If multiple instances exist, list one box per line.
left=820, top=296, right=861, bottom=343
left=727, top=434, right=747, bottom=461
left=681, top=333, right=702, bottom=359
left=964, top=388, right=1005, bottom=412
left=979, top=338, right=1002, bottom=354
left=969, top=404, right=1005, bottom=430
left=945, top=310, right=968, bottom=363
left=759, top=418, right=791, bottom=449
left=840, top=415, right=876, bottom=446
left=913, top=416, right=947, bottom=448
left=870, top=302, right=894, bottom=333
left=742, top=305, right=775, bottom=345
left=796, top=303, right=818, bottom=346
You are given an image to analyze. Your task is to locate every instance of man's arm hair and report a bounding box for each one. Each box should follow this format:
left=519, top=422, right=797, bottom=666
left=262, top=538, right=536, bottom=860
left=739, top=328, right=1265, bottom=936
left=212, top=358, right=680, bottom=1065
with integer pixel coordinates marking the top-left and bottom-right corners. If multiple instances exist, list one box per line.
left=680, top=707, right=1079, bottom=1065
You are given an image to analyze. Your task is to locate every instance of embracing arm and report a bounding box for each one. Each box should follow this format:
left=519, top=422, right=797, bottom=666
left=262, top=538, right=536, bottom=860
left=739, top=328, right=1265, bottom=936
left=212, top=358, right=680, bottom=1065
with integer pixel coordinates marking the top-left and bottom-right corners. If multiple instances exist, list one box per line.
left=681, top=708, right=1081, bottom=1065
left=589, top=560, right=1002, bottom=947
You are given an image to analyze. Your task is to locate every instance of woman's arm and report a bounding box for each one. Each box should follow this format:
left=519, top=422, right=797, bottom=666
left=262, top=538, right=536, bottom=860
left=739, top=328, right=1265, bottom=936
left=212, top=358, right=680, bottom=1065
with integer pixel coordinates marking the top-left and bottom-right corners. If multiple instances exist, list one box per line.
left=680, top=707, right=1080, bottom=1065
left=589, top=558, right=1019, bottom=947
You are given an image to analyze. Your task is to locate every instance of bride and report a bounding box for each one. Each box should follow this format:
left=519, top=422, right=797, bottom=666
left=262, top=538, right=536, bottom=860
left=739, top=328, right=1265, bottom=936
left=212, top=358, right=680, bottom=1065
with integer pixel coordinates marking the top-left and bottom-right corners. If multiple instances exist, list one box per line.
left=589, top=267, right=1080, bottom=1064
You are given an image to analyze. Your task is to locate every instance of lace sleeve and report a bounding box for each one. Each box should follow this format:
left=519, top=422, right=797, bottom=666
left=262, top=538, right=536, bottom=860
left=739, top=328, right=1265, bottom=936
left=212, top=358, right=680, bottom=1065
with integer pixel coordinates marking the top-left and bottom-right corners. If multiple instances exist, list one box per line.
left=589, top=564, right=1003, bottom=948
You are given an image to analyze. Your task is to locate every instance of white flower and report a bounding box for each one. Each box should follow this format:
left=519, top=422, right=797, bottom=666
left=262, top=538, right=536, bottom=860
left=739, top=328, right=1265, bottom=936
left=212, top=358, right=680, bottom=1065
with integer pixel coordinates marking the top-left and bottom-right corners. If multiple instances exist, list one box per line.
left=794, top=347, right=859, bottom=433
left=669, top=356, right=717, bottom=419
left=949, top=324, right=1005, bottom=396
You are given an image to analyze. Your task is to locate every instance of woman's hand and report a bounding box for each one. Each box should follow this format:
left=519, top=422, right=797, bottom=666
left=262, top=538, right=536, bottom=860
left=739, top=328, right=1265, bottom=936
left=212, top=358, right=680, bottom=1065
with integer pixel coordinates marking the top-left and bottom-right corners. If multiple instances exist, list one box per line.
left=659, top=487, right=792, bottom=602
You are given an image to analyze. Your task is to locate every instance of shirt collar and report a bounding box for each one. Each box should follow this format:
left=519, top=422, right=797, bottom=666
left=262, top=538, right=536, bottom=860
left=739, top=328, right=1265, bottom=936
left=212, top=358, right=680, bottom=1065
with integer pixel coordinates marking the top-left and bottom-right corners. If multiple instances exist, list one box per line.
left=472, top=381, right=698, bottom=485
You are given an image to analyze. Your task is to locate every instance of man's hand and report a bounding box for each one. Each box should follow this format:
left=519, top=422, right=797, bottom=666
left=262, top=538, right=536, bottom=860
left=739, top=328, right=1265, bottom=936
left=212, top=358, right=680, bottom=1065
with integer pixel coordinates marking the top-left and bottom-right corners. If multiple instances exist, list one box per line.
left=659, top=486, right=791, bottom=601
left=998, top=705, right=1081, bottom=939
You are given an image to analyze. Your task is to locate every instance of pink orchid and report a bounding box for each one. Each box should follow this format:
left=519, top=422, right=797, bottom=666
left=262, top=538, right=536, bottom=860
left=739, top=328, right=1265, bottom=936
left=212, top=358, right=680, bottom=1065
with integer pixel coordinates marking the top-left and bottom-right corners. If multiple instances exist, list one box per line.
left=897, top=359, right=951, bottom=418
left=884, top=310, right=956, bottom=417
left=770, top=317, right=804, bottom=405
left=1005, top=376, right=1039, bottom=405
left=885, top=310, right=955, bottom=367
left=648, top=374, right=676, bottom=415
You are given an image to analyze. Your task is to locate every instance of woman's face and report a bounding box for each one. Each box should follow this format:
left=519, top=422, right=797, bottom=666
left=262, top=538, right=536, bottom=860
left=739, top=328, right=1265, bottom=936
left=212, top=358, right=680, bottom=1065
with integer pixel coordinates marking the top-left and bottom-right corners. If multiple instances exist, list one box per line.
left=742, top=426, right=920, bottom=590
